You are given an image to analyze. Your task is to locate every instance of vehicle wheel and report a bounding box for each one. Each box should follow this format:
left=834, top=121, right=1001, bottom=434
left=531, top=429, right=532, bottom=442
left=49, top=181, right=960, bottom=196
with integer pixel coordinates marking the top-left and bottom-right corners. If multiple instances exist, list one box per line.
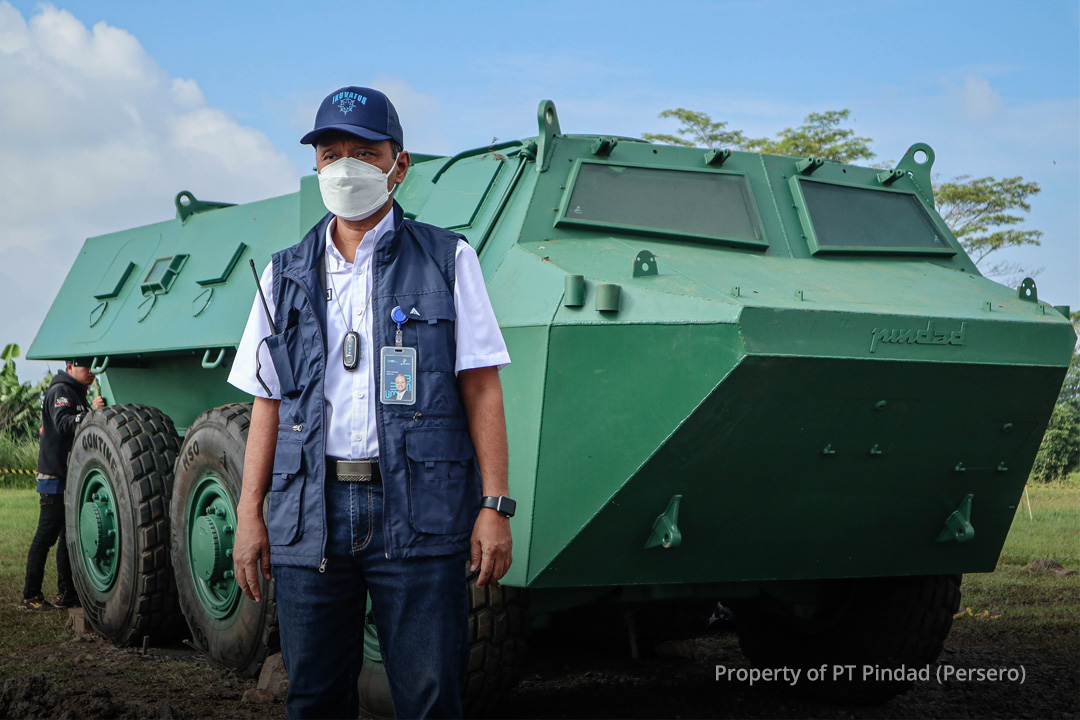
left=65, top=404, right=183, bottom=646
left=170, top=403, right=277, bottom=678
left=732, top=574, right=961, bottom=704
left=463, top=576, right=528, bottom=717
left=357, top=574, right=528, bottom=719
left=357, top=613, right=394, bottom=720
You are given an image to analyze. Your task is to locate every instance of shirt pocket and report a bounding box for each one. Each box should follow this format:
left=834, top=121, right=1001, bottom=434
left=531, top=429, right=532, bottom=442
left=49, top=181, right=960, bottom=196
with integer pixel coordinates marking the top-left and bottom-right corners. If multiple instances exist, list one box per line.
left=395, top=292, right=457, bottom=373
left=268, top=426, right=304, bottom=546
left=404, top=426, right=479, bottom=536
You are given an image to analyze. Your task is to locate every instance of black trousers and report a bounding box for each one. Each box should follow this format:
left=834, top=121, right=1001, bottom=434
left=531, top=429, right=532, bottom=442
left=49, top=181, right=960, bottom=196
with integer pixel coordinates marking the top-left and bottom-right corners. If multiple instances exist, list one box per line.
left=22, top=493, right=74, bottom=601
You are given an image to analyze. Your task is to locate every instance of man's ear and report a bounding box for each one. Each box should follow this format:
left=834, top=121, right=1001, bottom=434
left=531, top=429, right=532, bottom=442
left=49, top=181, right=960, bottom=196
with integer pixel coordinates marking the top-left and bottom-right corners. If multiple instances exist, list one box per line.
left=392, top=150, right=410, bottom=185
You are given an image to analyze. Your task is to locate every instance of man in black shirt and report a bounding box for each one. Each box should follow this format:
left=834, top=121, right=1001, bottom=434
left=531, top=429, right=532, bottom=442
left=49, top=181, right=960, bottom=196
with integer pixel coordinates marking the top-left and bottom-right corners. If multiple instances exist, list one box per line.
left=19, top=361, right=105, bottom=611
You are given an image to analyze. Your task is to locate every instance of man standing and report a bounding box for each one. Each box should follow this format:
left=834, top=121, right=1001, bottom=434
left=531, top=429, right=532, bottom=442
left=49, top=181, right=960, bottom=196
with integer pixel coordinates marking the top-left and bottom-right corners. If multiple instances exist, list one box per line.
left=20, top=361, right=105, bottom=611
left=229, top=86, right=514, bottom=719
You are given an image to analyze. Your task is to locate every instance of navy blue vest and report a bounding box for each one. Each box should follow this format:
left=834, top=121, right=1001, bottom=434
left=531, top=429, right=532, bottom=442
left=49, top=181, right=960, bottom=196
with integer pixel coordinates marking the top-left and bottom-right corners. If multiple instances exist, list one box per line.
left=264, top=203, right=480, bottom=567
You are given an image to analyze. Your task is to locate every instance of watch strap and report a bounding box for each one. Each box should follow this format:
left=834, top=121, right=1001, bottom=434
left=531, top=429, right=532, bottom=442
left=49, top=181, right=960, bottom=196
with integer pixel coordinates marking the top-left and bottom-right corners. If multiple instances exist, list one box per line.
left=481, top=495, right=516, bottom=518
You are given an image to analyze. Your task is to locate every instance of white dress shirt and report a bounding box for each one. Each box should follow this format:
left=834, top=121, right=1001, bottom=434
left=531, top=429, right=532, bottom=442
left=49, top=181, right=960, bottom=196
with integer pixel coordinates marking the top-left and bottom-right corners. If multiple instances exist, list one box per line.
left=228, top=211, right=510, bottom=459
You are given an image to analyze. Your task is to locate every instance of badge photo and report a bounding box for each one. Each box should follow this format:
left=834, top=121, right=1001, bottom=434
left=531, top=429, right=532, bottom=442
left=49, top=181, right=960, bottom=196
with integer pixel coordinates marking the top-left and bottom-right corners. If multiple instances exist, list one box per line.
left=380, top=346, right=416, bottom=405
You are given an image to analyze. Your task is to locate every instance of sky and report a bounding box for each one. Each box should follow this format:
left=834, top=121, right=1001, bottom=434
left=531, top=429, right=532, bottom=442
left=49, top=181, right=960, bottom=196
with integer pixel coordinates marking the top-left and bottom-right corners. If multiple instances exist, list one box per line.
left=1, top=0, right=1077, bottom=381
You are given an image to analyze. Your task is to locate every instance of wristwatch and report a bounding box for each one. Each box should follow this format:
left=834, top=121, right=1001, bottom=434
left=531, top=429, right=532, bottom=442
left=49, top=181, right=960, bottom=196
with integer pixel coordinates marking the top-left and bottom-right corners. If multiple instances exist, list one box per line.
left=481, top=495, right=516, bottom=518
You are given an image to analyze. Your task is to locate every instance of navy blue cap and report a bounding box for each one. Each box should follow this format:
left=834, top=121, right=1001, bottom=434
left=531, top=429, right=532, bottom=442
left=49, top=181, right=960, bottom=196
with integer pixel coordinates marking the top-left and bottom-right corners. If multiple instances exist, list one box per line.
left=300, top=86, right=403, bottom=148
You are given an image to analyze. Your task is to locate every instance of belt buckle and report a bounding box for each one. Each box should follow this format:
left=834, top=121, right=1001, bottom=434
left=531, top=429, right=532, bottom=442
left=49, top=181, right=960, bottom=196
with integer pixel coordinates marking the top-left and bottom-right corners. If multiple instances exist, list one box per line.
left=336, top=459, right=376, bottom=483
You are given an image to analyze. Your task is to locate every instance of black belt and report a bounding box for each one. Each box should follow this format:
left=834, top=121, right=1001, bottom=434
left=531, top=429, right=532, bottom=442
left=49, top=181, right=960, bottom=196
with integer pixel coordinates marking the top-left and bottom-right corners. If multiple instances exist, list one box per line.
left=326, top=457, right=380, bottom=483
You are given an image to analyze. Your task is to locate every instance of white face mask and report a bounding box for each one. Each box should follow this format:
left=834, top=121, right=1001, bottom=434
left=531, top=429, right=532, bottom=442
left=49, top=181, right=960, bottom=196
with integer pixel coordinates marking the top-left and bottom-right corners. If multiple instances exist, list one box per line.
left=317, top=155, right=398, bottom=221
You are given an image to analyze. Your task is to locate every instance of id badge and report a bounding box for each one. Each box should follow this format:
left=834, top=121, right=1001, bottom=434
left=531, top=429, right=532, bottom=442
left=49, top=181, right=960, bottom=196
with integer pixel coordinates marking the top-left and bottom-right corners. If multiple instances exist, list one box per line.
left=380, top=346, right=416, bottom=405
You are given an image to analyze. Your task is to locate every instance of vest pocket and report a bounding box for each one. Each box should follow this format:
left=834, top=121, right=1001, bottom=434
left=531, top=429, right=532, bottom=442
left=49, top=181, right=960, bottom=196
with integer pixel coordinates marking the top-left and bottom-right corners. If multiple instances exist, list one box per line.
left=395, top=293, right=457, bottom=372
left=404, top=426, right=478, bottom=535
left=272, top=427, right=304, bottom=480
left=267, top=491, right=303, bottom=546
left=268, top=428, right=304, bottom=545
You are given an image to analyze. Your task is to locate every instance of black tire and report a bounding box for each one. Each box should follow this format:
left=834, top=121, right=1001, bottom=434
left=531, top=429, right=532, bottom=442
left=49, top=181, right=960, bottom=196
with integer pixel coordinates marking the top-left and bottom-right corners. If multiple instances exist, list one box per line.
left=733, top=574, right=962, bottom=704
left=170, top=403, right=277, bottom=678
left=65, top=404, right=183, bottom=647
left=463, top=576, right=528, bottom=717
left=356, top=575, right=528, bottom=719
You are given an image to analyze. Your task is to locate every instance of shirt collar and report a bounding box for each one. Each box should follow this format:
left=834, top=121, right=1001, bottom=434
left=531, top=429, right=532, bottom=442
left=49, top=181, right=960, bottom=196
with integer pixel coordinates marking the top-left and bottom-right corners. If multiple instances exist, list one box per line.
left=324, top=209, right=396, bottom=269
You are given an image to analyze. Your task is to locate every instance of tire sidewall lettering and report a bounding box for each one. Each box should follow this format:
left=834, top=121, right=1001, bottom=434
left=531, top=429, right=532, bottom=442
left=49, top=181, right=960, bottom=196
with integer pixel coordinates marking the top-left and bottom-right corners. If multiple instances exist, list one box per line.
left=65, top=406, right=181, bottom=646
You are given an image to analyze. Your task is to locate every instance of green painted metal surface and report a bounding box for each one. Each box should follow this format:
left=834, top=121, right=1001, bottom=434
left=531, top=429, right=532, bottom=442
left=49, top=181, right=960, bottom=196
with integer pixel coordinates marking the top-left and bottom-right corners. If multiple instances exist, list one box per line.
left=30, top=101, right=1076, bottom=611
left=77, top=469, right=120, bottom=592
left=185, top=474, right=240, bottom=618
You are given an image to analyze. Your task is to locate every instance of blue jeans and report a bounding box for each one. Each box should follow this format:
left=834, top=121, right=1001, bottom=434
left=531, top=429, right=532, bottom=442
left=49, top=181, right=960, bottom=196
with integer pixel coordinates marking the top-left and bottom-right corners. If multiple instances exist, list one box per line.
left=274, top=477, right=469, bottom=720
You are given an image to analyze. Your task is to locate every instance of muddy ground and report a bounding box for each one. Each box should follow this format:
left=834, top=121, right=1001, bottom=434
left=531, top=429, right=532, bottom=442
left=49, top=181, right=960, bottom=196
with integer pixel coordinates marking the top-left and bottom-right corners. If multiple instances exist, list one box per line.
left=1, top=615, right=1076, bottom=720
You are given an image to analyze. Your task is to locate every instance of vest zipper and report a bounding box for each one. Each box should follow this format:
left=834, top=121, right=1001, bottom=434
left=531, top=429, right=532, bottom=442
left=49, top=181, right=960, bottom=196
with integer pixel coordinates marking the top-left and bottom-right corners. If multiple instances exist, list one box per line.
left=319, top=557, right=327, bottom=573
left=373, top=240, right=392, bottom=561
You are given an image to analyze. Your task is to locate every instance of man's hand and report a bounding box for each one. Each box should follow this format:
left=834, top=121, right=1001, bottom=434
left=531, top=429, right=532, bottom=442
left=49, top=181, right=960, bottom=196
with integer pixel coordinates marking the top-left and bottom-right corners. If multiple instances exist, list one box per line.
left=233, top=396, right=279, bottom=604
left=470, top=508, right=512, bottom=586
left=234, top=506, right=271, bottom=602
left=91, top=396, right=106, bottom=410
left=459, top=366, right=513, bottom=587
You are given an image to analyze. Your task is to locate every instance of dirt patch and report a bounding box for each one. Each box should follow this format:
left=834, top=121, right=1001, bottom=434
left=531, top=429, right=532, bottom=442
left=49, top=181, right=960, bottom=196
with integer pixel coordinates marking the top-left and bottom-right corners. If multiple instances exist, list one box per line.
left=0, top=634, right=283, bottom=720
left=1, top=625, right=1076, bottom=719
left=1027, top=559, right=1079, bottom=577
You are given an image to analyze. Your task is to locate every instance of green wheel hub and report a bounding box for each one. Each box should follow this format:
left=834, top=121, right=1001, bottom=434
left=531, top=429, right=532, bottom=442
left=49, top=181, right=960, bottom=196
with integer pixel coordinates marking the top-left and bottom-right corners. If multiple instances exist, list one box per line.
left=78, top=469, right=120, bottom=592
left=363, top=610, right=384, bottom=663
left=186, top=474, right=239, bottom=619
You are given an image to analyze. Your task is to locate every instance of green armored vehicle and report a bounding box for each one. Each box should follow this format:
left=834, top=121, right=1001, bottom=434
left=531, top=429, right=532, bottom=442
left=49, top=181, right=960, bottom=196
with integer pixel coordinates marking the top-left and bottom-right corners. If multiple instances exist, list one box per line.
left=29, top=101, right=1075, bottom=710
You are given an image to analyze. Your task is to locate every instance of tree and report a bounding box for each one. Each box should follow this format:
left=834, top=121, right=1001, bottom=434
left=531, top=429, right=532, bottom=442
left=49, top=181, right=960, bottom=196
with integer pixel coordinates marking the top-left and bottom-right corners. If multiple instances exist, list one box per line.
left=1063, top=313, right=1080, bottom=410
left=1029, top=314, right=1078, bottom=483
left=0, top=344, right=49, bottom=438
left=641, top=108, right=746, bottom=150
left=933, top=175, right=1042, bottom=280
left=1060, top=351, right=1080, bottom=412
left=742, top=110, right=875, bottom=164
left=644, top=108, right=872, bottom=163
left=1030, top=403, right=1080, bottom=483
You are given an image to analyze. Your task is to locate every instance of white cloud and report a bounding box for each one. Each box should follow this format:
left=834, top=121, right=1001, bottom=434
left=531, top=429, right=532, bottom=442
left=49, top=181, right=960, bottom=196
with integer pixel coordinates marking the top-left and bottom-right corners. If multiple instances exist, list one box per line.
left=170, top=77, right=204, bottom=108
left=0, top=2, right=29, bottom=53
left=0, top=2, right=301, bottom=380
left=948, top=75, right=1004, bottom=120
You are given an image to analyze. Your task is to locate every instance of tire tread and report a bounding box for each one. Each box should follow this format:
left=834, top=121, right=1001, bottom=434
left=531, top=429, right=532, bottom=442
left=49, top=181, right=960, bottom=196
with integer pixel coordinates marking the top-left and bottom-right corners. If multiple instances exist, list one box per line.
left=70, top=404, right=182, bottom=646
left=463, top=578, right=528, bottom=718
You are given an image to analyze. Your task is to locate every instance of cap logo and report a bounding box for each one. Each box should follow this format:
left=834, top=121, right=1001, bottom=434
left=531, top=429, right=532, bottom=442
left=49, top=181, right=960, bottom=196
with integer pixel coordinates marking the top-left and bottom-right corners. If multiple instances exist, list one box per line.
left=332, top=91, right=368, bottom=116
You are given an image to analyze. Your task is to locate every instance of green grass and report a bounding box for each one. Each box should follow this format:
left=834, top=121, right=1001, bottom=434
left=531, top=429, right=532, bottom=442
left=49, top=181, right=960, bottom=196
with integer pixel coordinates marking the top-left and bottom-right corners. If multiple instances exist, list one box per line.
left=952, top=484, right=1080, bottom=654
left=0, top=431, right=37, bottom=489
left=0, top=488, right=71, bottom=654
